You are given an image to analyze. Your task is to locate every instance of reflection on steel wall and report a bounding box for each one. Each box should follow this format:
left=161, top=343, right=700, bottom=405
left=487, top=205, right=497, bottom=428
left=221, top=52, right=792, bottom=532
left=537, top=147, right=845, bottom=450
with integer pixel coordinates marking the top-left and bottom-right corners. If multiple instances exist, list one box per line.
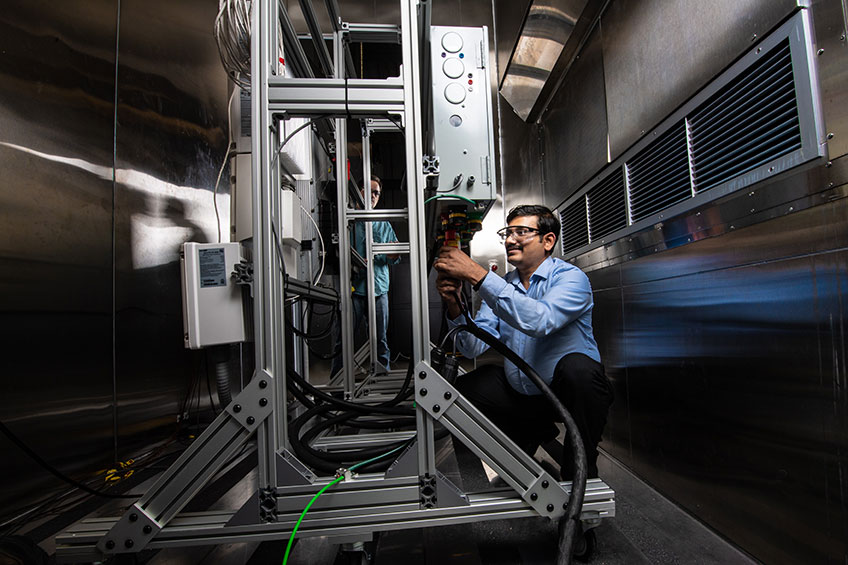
left=0, top=0, right=228, bottom=513
left=495, top=0, right=848, bottom=562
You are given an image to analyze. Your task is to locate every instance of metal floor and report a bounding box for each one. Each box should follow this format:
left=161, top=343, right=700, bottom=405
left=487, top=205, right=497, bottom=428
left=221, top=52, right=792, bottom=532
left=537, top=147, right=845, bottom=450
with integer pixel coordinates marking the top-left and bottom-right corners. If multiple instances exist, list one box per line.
left=39, top=439, right=757, bottom=565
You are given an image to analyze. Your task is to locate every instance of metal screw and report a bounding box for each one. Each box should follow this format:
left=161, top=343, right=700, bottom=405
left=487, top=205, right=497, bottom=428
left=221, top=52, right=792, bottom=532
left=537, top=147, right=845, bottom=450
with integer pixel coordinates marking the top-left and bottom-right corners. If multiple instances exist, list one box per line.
left=433, top=404, right=441, bottom=413
left=563, top=502, right=568, bottom=510
left=751, top=33, right=757, bottom=42
left=129, top=513, right=138, bottom=522
left=827, top=132, right=834, bottom=139
left=420, top=388, right=428, bottom=397
left=259, top=380, right=268, bottom=389
left=826, top=161, right=833, bottom=168
left=547, top=504, right=555, bottom=512
left=105, top=540, right=115, bottom=550
left=233, top=404, right=242, bottom=413
left=817, top=48, right=825, bottom=56
left=259, top=398, right=268, bottom=407
left=530, top=493, right=538, bottom=501
left=247, top=416, right=255, bottom=425
left=542, top=480, right=549, bottom=488
left=143, top=525, right=152, bottom=534
left=419, top=371, right=427, bottom=379
left=124, top=539, right=134, bottom=549
left=444, top=391, right=452, bottom=400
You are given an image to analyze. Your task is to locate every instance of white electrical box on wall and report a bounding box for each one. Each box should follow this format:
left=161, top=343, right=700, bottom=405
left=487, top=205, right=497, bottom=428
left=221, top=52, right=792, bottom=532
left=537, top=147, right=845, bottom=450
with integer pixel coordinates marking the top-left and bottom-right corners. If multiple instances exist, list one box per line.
left=180, top=242, right=247, bottom=349
left=430, top=25, right=497, bottom=201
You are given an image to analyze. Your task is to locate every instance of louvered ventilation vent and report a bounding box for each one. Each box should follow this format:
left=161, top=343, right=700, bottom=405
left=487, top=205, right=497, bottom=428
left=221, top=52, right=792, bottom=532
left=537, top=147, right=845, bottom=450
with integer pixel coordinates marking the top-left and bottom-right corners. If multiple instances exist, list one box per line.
left=556, top=13, right=819, bottom=261
left=587, top=168, right=627, bottom=242
left=560, top=198, right=588, bottom=255
left=689, top=38, right=801, bottom=192
left=627, top=120, right=691, bottom=222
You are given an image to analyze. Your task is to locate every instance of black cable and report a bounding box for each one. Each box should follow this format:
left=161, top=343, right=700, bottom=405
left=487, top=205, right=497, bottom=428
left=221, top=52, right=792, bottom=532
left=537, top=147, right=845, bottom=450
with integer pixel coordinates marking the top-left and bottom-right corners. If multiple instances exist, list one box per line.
left=0, top=421, right=142, bottom=499
left=287, top=368, right=413, bottom=417
left=453, top=315, right=587, bottom=564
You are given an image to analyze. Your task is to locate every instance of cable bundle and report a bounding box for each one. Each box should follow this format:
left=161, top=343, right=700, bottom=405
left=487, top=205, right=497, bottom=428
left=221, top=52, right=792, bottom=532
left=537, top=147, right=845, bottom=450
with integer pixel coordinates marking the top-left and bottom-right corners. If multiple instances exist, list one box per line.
left=214, top=0, right=253, bottom=89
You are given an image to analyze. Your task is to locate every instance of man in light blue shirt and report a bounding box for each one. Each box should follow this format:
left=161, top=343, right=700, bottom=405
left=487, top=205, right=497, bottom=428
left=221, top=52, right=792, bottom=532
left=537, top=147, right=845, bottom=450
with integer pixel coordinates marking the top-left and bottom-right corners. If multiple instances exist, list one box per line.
left=332, top=175, right=399, bottom=375
left=434, top=204, right=613, bottom=479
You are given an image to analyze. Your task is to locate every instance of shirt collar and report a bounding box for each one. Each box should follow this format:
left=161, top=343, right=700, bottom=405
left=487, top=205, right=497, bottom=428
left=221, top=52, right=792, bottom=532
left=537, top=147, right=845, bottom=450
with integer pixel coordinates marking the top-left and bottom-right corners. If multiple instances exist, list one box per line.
left=505, top=256, right=556, bottom=289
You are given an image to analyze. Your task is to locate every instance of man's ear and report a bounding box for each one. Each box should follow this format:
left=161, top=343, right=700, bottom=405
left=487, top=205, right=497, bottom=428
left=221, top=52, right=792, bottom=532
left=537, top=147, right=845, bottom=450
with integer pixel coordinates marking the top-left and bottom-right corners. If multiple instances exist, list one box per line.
left=543, top=232, right=557, bottom=253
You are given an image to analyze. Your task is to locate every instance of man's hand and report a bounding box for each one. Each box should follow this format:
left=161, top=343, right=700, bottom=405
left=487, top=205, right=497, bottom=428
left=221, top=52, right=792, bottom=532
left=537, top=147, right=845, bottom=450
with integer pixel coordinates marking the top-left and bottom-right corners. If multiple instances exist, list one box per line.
left=436, top=273, right=462, bottom=319
left=433, top=246, right=488, bottom=286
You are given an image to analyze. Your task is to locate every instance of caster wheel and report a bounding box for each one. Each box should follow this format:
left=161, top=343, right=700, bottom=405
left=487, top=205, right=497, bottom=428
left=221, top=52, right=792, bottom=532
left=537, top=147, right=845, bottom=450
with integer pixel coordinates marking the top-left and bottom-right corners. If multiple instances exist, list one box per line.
left=573, top=528, right=596, bottom=562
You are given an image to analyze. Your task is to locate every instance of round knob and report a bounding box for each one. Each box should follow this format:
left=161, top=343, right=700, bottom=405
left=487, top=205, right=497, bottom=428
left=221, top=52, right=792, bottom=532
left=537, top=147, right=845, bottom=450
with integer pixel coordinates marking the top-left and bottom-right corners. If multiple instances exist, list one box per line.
left=441, top=32, right=463, bottom=53
left=444, top=83, right=466, bottom=104
left=442, top=57, right=464, bottom=79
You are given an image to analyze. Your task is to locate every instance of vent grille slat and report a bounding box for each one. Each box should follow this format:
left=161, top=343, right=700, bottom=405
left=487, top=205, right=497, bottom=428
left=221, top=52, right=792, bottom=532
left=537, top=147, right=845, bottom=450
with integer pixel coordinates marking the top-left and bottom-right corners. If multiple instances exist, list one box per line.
left=690, top=43, right=791, bottom=124
left=689, top=68, right=795, bottom=142
left=587, top=169, right=627, bottom=240
left=627, top=121, right=691, bottom=222
left=693, top=110, right=800, bottom=171
left=691, top=93, right=797, bottom=158
left=691, top=38, right=801, bottom=192
left=560, top=198, right=589, bottom=254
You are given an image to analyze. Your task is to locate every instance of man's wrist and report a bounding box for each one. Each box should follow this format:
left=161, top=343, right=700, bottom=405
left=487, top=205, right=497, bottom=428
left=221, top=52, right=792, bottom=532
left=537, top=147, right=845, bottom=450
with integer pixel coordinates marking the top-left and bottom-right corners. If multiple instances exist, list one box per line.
left=470, top=266, right=488, bottom=290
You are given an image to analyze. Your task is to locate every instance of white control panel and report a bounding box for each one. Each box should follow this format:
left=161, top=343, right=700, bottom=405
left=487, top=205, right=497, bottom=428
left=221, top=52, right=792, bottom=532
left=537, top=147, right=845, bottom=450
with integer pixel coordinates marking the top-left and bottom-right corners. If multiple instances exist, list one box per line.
left=180, top=242, right=247, bottom=349
left=430, top=26, right=497, bottom=201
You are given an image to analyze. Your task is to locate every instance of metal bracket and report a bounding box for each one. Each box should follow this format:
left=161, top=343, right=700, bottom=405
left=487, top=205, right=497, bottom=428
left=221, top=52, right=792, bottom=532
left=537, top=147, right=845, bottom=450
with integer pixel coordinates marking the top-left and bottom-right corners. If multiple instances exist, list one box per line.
left=226, top=370, right=274, bottom=433
left=422, top=155, right=440, bottom=177
left=96, top=504, right=159, bottom=555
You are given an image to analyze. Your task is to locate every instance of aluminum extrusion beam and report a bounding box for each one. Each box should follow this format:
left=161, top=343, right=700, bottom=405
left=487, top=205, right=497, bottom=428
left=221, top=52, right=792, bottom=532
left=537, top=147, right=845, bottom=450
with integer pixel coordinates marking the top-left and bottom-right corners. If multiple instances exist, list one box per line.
left=279, top=1, right=315, bottom=78
left=345, top=208, right=410, bottom=221
left=413, top=361, right=569, bottom=519
left=57, top=480, right=614, bottom=561
left=267, top=77, right=404, bottom=116
left=345, top=23, right=402, bottom=44
left=298, top=0, right=334, bottom=77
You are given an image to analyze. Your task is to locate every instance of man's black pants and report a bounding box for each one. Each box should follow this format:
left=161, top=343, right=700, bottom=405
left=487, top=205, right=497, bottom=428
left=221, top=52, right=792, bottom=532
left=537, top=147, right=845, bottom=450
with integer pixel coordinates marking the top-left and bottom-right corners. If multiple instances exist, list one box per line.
left=455, top=353, right=614, bottom=479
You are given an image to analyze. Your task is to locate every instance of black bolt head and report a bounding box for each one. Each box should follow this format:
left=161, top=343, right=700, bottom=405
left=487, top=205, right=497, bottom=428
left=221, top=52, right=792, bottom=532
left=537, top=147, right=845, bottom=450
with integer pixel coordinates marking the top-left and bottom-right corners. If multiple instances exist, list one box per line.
left=541, top=480, right=549, bottom=489
left=419, top=388, right=428, bottom=396
left=129, top=513, right=138, bottom=522
left=530, top=493, right=538, bottom=501
left=418, top=371, right=427, bottom=379
left=259, top=398, right=268, bottom=407
left=259, top=380, right=268, bottom=388
left=547, top=504, right=555, bottom=512
left=105, top=540, right=115, bottom=550
left=247, top=416, right=255, bottom=425
left=143, top=525, right=152, bottom=534
left=124, top=539, right=134, bottom=549
left=433, top=404, right=441, bottom=413
left=444, top=391, right=452, bottom=400
left=233, top=404, right=242, bottom=413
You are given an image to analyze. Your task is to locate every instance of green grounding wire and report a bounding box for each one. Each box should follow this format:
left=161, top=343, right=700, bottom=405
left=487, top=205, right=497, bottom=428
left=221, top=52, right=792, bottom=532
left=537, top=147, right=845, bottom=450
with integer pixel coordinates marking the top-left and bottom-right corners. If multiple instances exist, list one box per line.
left=282, top=442, right=409, bottom=565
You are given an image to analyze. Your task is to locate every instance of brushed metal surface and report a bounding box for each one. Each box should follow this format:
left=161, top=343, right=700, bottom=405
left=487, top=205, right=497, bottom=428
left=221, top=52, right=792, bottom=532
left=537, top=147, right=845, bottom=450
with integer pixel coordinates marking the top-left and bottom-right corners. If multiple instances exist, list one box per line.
left=602, top=0, right=802, bottom=160
left=0, top=2, right=118, bottom=513
left=495, top=0, right=533, bottom=83
left=585, top=179, right=848, bottom=563
left=0, top=0, right=229, bottom=516
left=541, top=25, right=606, bottom=202
left=499, top=0, right=589, bottom=121
left=811, top=0, right=848, bottom=160
left=113, top=0, right=229, bottom=459
left=499, top=105, right=545, bottom=210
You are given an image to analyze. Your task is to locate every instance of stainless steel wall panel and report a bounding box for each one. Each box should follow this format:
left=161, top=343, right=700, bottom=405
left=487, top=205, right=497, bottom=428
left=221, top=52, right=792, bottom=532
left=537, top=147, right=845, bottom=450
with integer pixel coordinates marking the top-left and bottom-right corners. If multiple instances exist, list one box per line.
left=540, top=25, right=606, bottom=202
left=495, top=0, right=532, bottom=84
left=601, top=0, right=802, bottom=160
left=0, top=3, right=116, bottom=512
left=113, top=0, right=229, bottom=457
left=580, top=191, right=848, bottom=563
left=811, top=0, right=848, bottom=160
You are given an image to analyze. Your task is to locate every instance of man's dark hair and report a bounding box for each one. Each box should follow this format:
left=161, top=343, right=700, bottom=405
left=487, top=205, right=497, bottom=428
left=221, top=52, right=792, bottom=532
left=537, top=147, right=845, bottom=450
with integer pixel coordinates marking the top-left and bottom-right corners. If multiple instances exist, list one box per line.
left=506, top=204, right=560, bottom=254
left=370, top=174, right=382, bottom=190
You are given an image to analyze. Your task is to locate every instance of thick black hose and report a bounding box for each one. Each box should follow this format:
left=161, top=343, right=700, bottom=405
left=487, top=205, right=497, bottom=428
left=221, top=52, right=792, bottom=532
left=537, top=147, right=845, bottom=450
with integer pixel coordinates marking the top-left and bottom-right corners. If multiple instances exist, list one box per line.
left=456, top=322, right=586, bottom=565
left=287, top=368, right=413, bottom=416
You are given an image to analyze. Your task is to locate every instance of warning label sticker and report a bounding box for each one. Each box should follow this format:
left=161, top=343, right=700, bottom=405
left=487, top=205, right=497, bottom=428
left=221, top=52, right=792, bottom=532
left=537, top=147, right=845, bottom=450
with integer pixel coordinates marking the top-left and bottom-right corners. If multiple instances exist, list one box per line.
left=199, top=248, right=227, bottom=288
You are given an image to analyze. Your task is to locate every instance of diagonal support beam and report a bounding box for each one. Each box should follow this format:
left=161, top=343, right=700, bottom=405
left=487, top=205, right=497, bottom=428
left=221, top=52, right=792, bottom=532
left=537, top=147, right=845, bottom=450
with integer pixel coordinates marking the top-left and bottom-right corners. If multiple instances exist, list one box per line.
left=412, top=361, right=569, bottom=519
left=95, top=371, right=275, bottom=554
